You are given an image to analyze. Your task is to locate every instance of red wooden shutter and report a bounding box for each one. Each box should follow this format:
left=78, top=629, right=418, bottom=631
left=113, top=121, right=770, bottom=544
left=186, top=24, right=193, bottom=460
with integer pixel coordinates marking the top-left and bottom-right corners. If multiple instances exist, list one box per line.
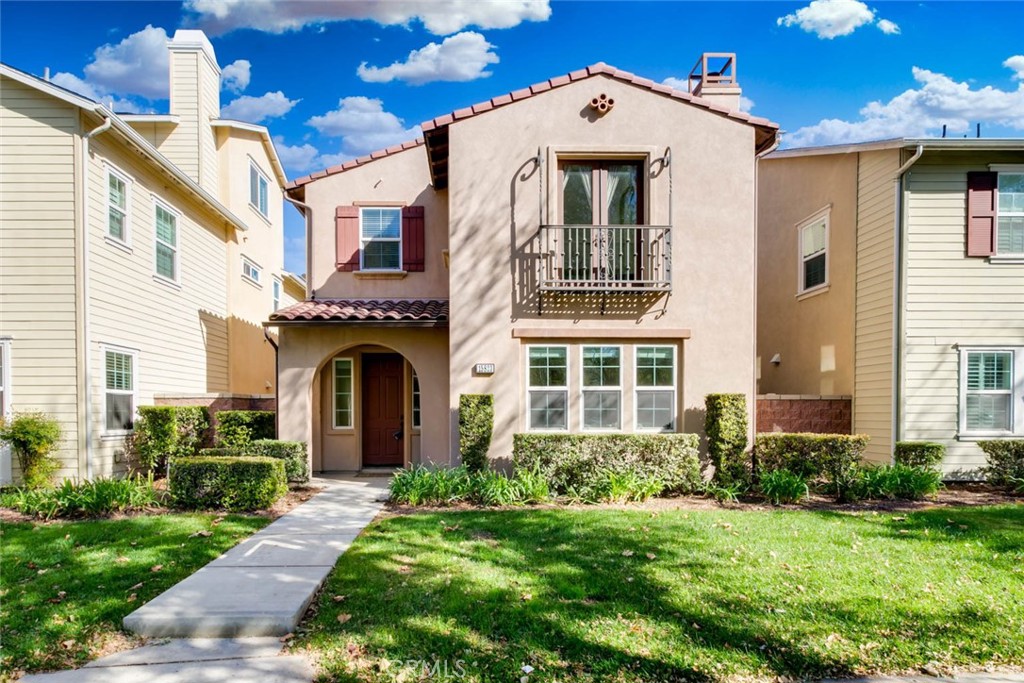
left=966, top=171, right=997, bottom=257
left=335, top=206, right=360, bottom=271
left=402, top=206, right=425, bottom=272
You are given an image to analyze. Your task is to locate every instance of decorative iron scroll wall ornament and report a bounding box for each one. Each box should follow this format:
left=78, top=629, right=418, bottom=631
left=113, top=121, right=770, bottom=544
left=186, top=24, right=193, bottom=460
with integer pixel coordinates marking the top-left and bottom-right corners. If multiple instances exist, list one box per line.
left=589, top=93, right=615, bottom=115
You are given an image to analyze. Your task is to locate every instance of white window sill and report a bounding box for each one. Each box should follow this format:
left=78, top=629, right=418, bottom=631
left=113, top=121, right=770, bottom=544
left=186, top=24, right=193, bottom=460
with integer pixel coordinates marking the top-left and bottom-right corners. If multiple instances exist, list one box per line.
left=101, top=431, right=132, bottom=441
left=243, top=275, right=263, bottom=289
left=104, top=235, right=133, bottom=254
left=355, top=270, right=408, bottom=280
left=957, top=433, right=1022, bottom=442
left=796, top=284, right=830, bottom=301
left=248, top=203, right=272, bottom=225
left=327, top=427, right=356, bottom=435
left=153, top=274, right=182, bottom=290
left=987, top=254, right=1024, bottom=265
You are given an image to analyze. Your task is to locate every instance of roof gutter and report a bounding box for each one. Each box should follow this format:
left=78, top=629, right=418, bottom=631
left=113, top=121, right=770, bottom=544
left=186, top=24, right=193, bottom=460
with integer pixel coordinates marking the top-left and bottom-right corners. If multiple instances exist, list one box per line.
left=891, top=144, right=924, bottom=460
left=81, top=115, right=112, bottom=481
left=282, top=193, right=313, bottom=299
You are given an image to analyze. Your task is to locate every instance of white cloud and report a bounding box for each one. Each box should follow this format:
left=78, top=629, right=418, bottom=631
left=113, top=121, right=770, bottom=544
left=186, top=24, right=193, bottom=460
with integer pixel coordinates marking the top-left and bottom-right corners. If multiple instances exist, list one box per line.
left=49, top=71, right=143, bottom=113
left=661, top=77, right=754, bottom=111
left=83, top=25, right=171, bottom=99
left=876, top=18, right=901, bottom=35
left=221, top=59, right=251, bottom=93
left=307, top=96, right=420, bottom=157
left=220, top=91, right=299, bottom=122
left=785, top=58, right=1024, bottom=147
left=739, top=96, right=755, bottom=113
left=184, top=0, right=551, bottom=36
left=273, top=136, right=351, bottom=175
left=357, top=31, right=498, bottom=85
left=777, top=0, right=898, bottom=39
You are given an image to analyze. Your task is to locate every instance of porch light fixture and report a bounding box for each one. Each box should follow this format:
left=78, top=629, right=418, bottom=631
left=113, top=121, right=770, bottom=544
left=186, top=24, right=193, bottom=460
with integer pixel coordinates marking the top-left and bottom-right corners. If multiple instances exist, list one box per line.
left=770, top=353, right=782, bottom=366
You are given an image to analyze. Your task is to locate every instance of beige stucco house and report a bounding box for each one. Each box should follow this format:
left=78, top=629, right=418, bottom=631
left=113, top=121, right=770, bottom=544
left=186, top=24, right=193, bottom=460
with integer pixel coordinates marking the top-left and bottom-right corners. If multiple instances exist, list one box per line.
left=0, top=30, right=288, bottom=483
left=758, top=138, right=1024, bottom=475
left=272, top=56, right=779, bottom=472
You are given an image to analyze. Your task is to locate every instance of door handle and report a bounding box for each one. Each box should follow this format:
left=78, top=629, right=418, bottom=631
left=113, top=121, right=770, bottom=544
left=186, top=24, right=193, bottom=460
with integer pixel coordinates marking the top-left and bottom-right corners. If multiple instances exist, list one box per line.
left=393, top=429, right=403, bottom=441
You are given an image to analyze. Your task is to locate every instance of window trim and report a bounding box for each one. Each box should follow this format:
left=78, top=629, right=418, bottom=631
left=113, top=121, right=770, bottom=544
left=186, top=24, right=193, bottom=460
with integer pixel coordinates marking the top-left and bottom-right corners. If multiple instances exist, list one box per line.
left=272, top=276, right=282, bottom=311
left=0, top=338, right=12, bottom=420
left=796, top=206, right=830, bottom=296
left=152, top=198, right=180, bottom=285
left=100, top=343, right=138, bottom=438
left=958, top=346, right=1024, bottom=438
left=241, top=255, right=262, bottom=287
left=995, top=169, right=1024, bottom=256
left=411, top=370, right=421, bottom=430
left=105, top=163, right=132, bottom=248
left=249, top=159, right=270, bottom=218
left=544, top=145, right=658, bottom=225
left=526, top=344, right=569, bottom=432
left=359, top=206, right=403, bottom=272
left=580, top=344, right=623, bottom=432
left=634, top=344, right=677, bottom=433
left=332, top=357, right=354, bottom=430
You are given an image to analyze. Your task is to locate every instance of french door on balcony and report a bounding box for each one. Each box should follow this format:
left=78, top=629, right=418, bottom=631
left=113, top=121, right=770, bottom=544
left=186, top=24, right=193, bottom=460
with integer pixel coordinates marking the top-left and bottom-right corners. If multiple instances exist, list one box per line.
left=559, top=160, right=644, bottom=283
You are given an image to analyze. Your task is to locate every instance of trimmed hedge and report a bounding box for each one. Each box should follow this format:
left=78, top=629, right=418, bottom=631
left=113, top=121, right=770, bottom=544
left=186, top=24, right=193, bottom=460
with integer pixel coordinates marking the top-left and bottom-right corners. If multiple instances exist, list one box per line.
left=979, top=440, right=1024, bottom=487
left=131, top=406, right=210, bottom=472
left=170, top=456, right=286, bottom=511
left=705, top=394, right=748, bottom=485
left=459, top=394, right=494, bottom=473
left=199, top=447, right=239, bottom=457
left=754, top=433, right=870, bottom=500
left=512, top=433, right=701, bottom=496
left=250, top=439, right=308, bottom=483
left=216, top=411, right=275, bottom=450
left=893, top=441, right=945, bottom=469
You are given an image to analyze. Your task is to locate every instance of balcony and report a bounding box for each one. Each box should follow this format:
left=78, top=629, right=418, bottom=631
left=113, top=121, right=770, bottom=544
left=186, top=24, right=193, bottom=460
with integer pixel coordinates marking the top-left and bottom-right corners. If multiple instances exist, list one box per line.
left=538, top=224, right=672, bottom=292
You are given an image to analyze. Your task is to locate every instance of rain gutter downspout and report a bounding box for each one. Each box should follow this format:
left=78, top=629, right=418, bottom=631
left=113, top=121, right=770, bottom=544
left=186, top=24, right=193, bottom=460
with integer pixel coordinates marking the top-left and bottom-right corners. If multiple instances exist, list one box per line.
left=752, top=132, right=782, bottom=438
left=263, top=328, right=280, bottom=437
left=283, top=193, right=313, bottom=300
left=81, top=115, right=112, bottom=481
left=891, top=144, right=924, bottom=461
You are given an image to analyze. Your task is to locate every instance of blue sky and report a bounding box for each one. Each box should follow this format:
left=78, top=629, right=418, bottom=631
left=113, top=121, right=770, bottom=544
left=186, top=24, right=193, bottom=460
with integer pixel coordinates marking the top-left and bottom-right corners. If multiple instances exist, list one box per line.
left=3, top=1, right=1022, bottom=273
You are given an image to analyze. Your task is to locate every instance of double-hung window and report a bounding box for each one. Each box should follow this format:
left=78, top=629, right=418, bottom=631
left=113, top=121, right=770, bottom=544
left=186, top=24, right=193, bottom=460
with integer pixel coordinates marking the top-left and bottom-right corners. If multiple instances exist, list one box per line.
left=997, top=173, right=1024, bottom=255
left=154, top=202, right=179, bottom=282
left=250, top=162, right=269, bottom=217
left=635, top=346, right=676, bottom=431
left=333, top=358, right=353, bottom=429
left=104, top=347, right=136, bottom=434
left=960, top=348, right=1024, bottom=436
left=107, top=167, right=130, bottom=244
left=528, top=346, right=568, bottom=430
left=242, top=256, right=261, bottom=285
left=272, top=277, right=282, bottom=311
left=360, top=207, right=402, bottom=270
left=582, top=346, right=621, bottom=430
left=797, top=209, right=829, bottom=294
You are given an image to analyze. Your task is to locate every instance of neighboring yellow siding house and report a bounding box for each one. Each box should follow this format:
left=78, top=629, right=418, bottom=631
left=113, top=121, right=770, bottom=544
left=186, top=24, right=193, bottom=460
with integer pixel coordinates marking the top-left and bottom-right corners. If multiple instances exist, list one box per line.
left=0, top=30, right=289, bottom=483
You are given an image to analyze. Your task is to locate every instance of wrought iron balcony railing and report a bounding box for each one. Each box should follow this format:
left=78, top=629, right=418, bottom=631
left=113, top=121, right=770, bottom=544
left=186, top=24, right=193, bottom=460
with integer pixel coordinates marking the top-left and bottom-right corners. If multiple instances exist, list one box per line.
left=538, top=224, right=672, bottom=292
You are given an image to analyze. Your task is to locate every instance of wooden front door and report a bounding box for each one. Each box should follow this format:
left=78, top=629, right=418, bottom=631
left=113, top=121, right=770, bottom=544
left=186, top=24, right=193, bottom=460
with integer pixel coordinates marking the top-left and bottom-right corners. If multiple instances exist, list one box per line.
left=362, top=354, right=404, bottom=467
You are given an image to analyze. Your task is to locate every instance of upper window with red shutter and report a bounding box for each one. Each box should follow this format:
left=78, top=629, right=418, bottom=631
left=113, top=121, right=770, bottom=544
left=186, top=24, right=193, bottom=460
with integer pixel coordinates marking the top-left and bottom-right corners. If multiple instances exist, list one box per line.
left=360, top=207, right=402, bottom=270
left=968, top=169, right=1024, bottom=258
left=335, top=204, right=427, bottom=272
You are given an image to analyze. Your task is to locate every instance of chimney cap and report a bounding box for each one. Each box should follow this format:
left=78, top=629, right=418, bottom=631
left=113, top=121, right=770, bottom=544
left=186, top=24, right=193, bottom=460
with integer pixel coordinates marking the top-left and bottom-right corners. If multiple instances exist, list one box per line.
left=169, top=29, right=219, bottom=72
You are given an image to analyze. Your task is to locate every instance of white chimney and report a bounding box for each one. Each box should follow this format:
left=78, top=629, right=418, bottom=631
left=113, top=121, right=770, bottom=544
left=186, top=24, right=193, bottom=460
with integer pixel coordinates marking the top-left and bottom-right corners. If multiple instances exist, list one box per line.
left=688, top=53, right=743, bottom=112
left=164, top=29, right=221, bottom=191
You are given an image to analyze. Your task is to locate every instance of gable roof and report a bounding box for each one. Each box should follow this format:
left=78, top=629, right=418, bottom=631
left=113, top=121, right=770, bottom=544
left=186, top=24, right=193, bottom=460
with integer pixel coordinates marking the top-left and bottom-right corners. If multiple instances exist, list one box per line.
left=210, top=118, right=289, bottom=188
left=0, top=62, right=250, bottom=233
left=285, top=61, right=779, bottom=193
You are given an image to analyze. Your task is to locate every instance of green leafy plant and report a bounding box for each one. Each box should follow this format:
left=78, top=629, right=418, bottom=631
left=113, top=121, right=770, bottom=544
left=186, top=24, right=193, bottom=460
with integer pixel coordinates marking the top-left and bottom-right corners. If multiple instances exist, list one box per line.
left=847, top=464, right=943, bottom=501
left=754, top=433, right=870, bottom=501
left=758, top=469, right=809, bottom=505
left=978, top=440, right=1024, bottom=488
left=513, top=433, right=701, bottom=496
left=389, top=466, right=474, bottom=506
left=702, top=480, right=747, bottom=503
left=459, top=394, right=494, bottom=472
left=601, top=469, right=664, bottom=503
left=170, top=456, right=286, bottom=511
left=893, top=441, right=945, bottom=470
left=705, top=393, right=748, bottom=485
left=249, top=439, right=308, bottom=483
left=216, top=410, right=275, bottom=450
left=472, top=470, right=524, bottom=506
left=1, top=474, right=158, bottom=519
left=0, top=412, right=62, bottom=489
left=511, top=465, right=551, bottom=504
left=129, top=405, right=210, bottom=472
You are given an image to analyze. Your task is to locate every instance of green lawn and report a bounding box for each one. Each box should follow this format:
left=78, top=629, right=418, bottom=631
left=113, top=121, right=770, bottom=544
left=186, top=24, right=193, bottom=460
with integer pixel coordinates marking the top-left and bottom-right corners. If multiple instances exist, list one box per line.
left=299, top=504, right=1024, bottom=682
left=1, top=514, right=269, bottom=674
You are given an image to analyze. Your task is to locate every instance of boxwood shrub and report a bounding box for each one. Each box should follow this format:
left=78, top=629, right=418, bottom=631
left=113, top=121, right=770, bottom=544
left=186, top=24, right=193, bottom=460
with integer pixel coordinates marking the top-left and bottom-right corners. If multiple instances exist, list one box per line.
left=216, top=410, right=275, bottom=450
left=705, top=393, right=748, bottom=485
left=170, top=456, right=286, bottom=511
left=199, top=447, right=240, bottom=457
left=512, top=433, right=701, bottom=496
left=978, top=440, right=1024, bottom=488
left=249, top=439, right=308, bottom=483
left=754, top=433, right=869, bottom=500
left=893, top=441, right=945, bottom=470
left=459, top=394, right=494, bottom=472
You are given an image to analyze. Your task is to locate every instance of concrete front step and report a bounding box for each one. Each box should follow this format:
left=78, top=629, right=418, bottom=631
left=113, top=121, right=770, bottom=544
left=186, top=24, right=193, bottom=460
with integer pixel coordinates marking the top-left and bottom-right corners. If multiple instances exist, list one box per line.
left=20, top=655, right=312, bottom=683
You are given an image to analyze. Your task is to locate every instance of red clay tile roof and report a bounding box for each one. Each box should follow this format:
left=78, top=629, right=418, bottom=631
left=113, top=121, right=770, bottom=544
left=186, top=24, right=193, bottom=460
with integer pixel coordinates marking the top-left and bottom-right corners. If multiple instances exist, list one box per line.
left=284, top=62, right=780, bottom=192
left=269, top=298, right=448, bottom=325
left=287, top=139, right=425, bottom=190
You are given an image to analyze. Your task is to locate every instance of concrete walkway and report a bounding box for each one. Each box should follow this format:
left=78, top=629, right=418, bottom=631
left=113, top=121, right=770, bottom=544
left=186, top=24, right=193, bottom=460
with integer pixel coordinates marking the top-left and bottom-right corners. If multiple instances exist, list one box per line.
left=21, top=475, right=389, bottom=683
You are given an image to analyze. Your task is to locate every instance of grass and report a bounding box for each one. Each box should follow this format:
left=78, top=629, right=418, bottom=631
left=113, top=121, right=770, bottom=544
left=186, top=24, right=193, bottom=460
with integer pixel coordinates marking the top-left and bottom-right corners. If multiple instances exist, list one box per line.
left=0, top=513, right=270, bottom=674
left=298, top=504, right=1024, bottom=682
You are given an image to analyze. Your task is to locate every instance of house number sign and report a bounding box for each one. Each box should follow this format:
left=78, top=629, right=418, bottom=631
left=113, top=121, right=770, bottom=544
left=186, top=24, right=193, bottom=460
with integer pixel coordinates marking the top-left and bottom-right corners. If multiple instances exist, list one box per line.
left=474, top=363, right=496, bottom=375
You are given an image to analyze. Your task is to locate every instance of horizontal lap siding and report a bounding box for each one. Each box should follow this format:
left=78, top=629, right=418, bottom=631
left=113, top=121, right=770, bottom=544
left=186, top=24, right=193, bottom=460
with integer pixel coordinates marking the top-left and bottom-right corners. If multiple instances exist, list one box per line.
left=903, top=153, right=1024, bottom=477
left=854, top=150, right=900, bottom=463
left=86, top=136, right=230, bottom=476
left=0, top=78, right=81, bottom=479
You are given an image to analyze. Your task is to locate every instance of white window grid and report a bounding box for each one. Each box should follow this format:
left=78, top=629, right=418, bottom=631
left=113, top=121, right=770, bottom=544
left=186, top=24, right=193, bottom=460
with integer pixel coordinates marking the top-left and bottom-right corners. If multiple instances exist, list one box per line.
left=101, top=344, right=138, bottom=436
left=250, top=161, right=269, bottom=217
left=580, top=345, right=622, bottom=431
left=242, top=256, right=262, bottom=285
left=359, top=207, right=402, bottom=271
left=634, top=345, right=677, bottom=432
left=797, top=207, right=830, bottom=295
left=959, top=347, right=1024, bottom=437
left=996, top=172, right=1024, bottom=255
left=333, top=358, right=354, bottom=429
left=526, top=344, right=569, bottom=431
left=153, top=199, right=180, bottom=284
left=105, top=164, right=132, bottom=246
